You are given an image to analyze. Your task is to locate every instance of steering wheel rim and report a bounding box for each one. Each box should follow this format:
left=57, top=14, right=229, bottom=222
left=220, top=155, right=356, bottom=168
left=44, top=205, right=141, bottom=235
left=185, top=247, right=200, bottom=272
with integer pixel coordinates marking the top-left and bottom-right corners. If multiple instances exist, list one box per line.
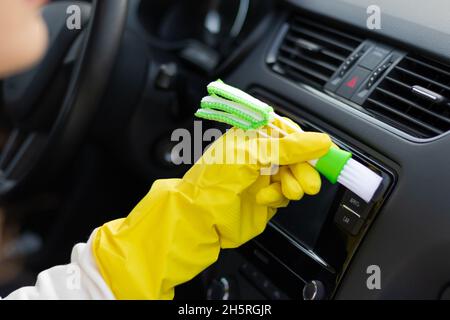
left=0, top=0, right=129, bottom=199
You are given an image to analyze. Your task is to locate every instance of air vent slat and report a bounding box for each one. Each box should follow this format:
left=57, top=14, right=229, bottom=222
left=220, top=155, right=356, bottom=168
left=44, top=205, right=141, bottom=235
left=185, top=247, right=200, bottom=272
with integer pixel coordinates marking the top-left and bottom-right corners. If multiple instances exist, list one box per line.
left=384, top=76, right=411, bottom=90
left=279, top=45, right=338, bottom=72
left=365, top=105, right=441, bottom=137
left=395, top=66, right=450, bottom=92
left=290, top=25, right=355, bottom=53
left=272, top=14, right=362, bottom=87
left=366, top=98, right=444, bottom=136
left=404, top=56, right=450, bottom=78
left=277, top=56, right=330, bottom=83
left=292, top=16, right=363, bottom=45
left=320, top=50, right=346, bottom=62
left=284, top=34, right=346, bottom=64
left=375, top=87, right=450, bottom=124
left=364, top=53, right=450, bottom=138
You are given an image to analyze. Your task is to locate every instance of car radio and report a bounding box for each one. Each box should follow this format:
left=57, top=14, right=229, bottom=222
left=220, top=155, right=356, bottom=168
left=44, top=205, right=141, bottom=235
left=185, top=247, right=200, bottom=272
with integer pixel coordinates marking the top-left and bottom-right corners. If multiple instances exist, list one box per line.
left=203, top=90, right=394, bottom=300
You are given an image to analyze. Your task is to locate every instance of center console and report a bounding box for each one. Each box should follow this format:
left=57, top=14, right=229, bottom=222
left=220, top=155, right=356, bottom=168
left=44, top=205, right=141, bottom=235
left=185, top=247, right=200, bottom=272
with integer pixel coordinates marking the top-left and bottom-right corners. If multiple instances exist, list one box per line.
left=203, top=90, right=394, bottom=300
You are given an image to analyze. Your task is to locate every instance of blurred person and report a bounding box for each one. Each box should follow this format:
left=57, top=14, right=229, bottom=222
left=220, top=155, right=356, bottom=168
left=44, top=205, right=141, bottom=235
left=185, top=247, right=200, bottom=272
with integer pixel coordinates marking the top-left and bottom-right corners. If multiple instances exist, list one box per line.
left=0, top=0, right=49, bottom=77
left=0, top=0, right=332, bottom=299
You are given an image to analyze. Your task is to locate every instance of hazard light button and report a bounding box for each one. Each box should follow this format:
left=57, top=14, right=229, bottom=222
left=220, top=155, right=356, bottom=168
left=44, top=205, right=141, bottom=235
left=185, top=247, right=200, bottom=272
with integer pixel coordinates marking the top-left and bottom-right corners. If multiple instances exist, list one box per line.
left=336, top=67, right=371, bottom=99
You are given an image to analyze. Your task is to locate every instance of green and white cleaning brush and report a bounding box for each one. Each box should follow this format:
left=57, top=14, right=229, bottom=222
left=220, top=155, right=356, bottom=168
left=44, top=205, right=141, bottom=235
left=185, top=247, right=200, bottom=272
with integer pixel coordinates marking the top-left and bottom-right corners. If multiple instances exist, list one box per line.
left=195, top=80, right=383, bottom=203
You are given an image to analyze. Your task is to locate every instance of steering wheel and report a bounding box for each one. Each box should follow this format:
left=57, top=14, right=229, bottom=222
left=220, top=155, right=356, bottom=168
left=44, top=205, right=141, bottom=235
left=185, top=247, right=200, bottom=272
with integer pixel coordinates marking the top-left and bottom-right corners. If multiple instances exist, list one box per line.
left=0, top=1, right=128, bottom=199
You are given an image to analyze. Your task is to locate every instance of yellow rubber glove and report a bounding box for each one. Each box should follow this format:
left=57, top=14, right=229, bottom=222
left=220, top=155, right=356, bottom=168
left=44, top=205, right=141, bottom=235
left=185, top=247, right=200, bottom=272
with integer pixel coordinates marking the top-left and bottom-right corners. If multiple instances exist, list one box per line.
left=92, top=118, right=332, bottom=299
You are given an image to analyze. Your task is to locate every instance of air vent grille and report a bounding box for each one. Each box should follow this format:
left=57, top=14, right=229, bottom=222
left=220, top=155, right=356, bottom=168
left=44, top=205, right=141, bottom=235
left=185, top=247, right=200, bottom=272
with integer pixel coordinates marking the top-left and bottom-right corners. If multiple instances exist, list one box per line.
left=364, top=55, right=450, bottom=138
left=274, top=15, right=363, bottom=87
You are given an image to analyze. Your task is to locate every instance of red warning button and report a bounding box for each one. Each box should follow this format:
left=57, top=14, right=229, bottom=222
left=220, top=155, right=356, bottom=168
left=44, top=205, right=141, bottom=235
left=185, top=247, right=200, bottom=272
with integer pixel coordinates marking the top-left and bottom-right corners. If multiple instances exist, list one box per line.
left=345, top=76, right=359, bottom=88
left=336, top=67, right=371, bottom=99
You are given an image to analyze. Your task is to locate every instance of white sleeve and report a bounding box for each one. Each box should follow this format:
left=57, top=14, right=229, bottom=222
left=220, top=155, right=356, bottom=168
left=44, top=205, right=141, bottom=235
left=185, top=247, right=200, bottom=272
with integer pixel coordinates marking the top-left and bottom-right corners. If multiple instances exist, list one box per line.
left=2, top=232, right=115, bottom=300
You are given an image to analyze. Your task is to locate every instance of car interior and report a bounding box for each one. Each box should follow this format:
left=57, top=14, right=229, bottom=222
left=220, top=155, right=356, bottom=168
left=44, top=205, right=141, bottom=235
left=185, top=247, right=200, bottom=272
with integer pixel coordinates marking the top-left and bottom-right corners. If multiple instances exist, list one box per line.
left=1, top=0, right=450, bottom=300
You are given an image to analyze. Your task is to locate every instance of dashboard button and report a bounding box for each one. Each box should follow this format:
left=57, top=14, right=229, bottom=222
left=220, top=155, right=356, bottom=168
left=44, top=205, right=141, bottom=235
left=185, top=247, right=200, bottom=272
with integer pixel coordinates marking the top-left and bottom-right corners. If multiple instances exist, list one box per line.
left=359, top=46, right=391, bottom=70
left=366, top=62, right=392, bottom=89
left=341, top=191, right=373, bottom=219
left=335, top=204, right=364, bottom=235
left=324, top=43, right=372, bottom=92
left=303, top=280, right=326, bottom=300
left=206, top=277, right=233, bottom=300
left=339, top=52, right=362, bottom=77
left=336, top=67, right=371, bottom=99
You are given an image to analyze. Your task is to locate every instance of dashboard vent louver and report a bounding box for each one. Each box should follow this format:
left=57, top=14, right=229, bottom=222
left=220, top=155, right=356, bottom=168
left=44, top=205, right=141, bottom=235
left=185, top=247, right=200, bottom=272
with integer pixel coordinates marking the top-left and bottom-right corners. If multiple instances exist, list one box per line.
left=364, top=54, right=450, bottom=138
left=273, top=14, right=363, bottom=87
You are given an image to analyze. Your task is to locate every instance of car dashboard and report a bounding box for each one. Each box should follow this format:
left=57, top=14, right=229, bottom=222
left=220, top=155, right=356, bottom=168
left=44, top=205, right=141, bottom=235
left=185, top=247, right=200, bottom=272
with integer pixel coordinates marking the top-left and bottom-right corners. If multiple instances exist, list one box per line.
left=196, top=0, right=450, bottom=300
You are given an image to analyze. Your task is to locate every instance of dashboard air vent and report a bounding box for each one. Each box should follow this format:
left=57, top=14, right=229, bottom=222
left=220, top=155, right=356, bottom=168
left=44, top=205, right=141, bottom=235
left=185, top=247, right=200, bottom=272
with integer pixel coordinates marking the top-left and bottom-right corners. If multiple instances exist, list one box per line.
left=364, top=55, right=450, bottom=138
left=273, top=15, right=363, bottom=87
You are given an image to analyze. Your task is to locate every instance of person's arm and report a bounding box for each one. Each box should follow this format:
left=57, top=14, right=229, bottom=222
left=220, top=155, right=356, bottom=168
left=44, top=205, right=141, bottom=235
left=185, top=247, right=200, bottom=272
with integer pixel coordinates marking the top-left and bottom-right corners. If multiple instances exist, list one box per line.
left=91, top=122, right=331, bottom=299
left=3, top=233, right=114, bottom=300
left=0, top=2, right=332, bottom=300
left=4, top=120, right=331, bottom=300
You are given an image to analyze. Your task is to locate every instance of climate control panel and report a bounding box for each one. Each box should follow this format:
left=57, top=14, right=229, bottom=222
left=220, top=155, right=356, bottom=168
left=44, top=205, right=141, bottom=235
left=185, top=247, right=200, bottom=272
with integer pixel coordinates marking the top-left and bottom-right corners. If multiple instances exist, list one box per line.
left=325, top=41, right=405, bottom=104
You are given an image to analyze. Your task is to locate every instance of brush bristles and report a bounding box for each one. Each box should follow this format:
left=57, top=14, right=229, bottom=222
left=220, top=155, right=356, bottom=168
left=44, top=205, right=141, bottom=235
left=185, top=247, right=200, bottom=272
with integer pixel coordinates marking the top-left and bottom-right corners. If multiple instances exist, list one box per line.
left=338, top=158, right=383, bottom=203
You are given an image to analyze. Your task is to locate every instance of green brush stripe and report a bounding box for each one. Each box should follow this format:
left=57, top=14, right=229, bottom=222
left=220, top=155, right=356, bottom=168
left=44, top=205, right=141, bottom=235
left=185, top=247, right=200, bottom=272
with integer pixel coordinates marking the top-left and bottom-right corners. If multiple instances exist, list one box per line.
left=207, top=89, right=270, bottom=126
left=315, top=148, right=352, bottom=184
left=207, top=80, right=274, bottom=115
left=195, top=109, right=254, bottom=130
left=200, top=100, right=265, bottom=130
left=207, top=80, right=273, bottom=126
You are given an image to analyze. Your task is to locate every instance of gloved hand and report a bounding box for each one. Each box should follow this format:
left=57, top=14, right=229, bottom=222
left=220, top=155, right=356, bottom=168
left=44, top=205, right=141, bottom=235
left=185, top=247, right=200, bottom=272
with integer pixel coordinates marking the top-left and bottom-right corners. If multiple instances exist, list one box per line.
left=92, top=118, right=332, bottom=299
